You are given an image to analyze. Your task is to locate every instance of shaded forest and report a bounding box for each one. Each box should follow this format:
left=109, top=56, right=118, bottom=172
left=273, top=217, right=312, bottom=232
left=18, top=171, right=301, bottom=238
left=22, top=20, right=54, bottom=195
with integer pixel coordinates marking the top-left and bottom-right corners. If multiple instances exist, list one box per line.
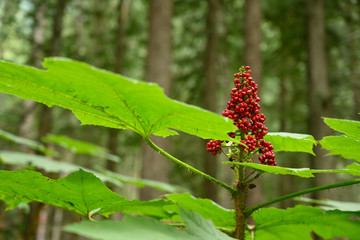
left=0, top=0, right=359, bottom=239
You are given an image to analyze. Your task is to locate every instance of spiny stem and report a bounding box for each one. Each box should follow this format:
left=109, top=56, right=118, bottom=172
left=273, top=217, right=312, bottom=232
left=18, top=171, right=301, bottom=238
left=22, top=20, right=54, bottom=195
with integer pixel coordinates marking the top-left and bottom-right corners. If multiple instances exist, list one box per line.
left=144, top=136, right=236, bottom=195
left=244, top=178, right=360, bottom=218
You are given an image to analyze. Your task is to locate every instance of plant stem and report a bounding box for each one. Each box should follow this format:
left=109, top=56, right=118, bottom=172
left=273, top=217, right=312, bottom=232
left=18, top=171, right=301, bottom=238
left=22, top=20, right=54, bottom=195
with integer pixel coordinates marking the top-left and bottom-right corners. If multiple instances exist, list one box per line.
left=144, top=136, right=235, bottom=194
left=244, top=178, right=360, bottom=218
left=233, top=181, right=247, bottom=240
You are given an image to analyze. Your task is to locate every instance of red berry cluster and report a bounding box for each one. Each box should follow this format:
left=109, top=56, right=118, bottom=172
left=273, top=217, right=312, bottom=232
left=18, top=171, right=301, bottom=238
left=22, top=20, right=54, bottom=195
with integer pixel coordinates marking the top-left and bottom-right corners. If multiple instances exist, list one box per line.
left=206, top=66, right=276, bottom=166
left=206, top=140, right=223, bottom=156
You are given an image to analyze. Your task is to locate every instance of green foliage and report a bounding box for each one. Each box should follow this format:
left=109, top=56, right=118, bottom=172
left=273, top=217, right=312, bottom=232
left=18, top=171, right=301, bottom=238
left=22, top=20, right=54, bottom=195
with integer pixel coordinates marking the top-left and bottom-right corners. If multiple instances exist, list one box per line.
left=0, top=58, right=236, bottom=141
left=224, top=162, right=360, bottom=178
left=43, top=134, right=120, bottom=162
left=0, top=129, right=54, bottom=155
left=320, top=118, right=360, bottom=161
left=323, top=118, right=360, bottom=139
left=264, top=132, right=317, bottom=155
left=0, top=169, right=125, bottom=216
left=0, top=151, right=183, bottom=193
left=64, top=208, right=236, bottom=240
left=296, top=197, right=360, bottom=211
left=103, top=170, right=186, bottom=193
left=165, top=193, right=235, bottom=228
left=1, top=58, right=360, bottom=239
left=251, top=205, right=360, bottom=240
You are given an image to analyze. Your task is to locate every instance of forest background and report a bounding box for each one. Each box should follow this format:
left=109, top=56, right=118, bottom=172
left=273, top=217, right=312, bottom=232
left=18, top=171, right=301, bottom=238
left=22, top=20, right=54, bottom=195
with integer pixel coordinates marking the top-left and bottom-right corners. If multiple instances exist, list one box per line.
left=0, top=0, right=359, bottom=239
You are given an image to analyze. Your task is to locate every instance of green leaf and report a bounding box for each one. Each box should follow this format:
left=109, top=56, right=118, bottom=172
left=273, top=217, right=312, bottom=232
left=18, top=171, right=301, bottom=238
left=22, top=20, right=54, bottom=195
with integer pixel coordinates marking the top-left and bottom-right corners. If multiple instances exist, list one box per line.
left=110, top=199, right=175, bottom=220
left=64, top=208, right=235, bottom=240
left=0, top=129, right=55, bottom=155
left=252, top=205, right=360, bottom=240
left=324, top=118, right=360, bottom=139
left=320, top=135, right=360, bottom=162
left=0, top=169, right=126, bottom=216
left=179, top=208, right=235, bottom=240
left=264, top=132, right=317, bottom=155
left=64, top=215, right=191, bottom=240
left=165, top=193, right=235, bottom=228
left=0, top=151, right=182, bottom=193
left=223, top=162, right=360, bottom=178
left=0, top=168, right=177, bottom=218
left=43, top=134, right=120, bottom=162
left=0, top=151, right=123, bottom=188
left=0, top=58, right=236, bottom=140
left=296, top=197, right=360, bottom=211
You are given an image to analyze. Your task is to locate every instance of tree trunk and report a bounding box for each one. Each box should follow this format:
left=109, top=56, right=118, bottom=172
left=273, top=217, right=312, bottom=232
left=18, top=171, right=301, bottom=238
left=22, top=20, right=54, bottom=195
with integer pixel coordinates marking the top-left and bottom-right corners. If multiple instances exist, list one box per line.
left=244, top=0, right=262, bottom=90
left=107, top=0, right=131, bottom=177
left=140, top=0, right=173, bottom=200
left=243, top=0, right=264, bottom=210
left=202, top=0, right=220, bottom=202
left=34, top=1, right=68, bottom=239
left=89, top=1, right=108, bottom=68
left=306, top=0, right=335, bottom=200
left=22, top=1, right=47, bottom=240
left=344, top=0, right=360, bottom=121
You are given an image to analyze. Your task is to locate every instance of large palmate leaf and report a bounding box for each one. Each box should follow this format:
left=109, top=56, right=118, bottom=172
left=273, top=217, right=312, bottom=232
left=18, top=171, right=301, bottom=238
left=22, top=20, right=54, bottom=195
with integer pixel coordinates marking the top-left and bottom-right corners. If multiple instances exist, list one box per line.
left=264, top=132, right=317, bottom=155
left=0, top=169, right=125, bottom=216
left=43, top=134, right=120, bottom=162
left=0, top=151, right=183, bottom=193
left=165, top=193, right=235, bottom=229
left=0, top=129, right=55, bottom=155
left=223, top=162, right=360, bottom=178
left=0, top=169, right=179, bottom=218
left=64, top=208, right=236, bottom=240
left=320, top=118, right=360, bottom=161
left=251, top=205, right=360, bottom=240
left=0, top=58, right=235, bottom=140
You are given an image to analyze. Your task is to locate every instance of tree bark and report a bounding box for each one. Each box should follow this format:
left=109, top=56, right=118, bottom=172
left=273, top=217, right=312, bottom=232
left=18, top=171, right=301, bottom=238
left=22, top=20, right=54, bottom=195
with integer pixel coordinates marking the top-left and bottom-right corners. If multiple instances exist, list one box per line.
left=107, top=0, right=131, bottom=177
left=306, top=0, right=335, bottom=200
left=140, top=0, right=173, bottom=200
left=243, top=0, right=264, bottom=210
left=22, top=1, right=47, bottom=240
left=202, top=0, right=220, bottom=202
left=344, top=0, right=360, bottom=121
left=244, top=0, right=262, bottom=90
left=33, top=1, right=68, bottom=239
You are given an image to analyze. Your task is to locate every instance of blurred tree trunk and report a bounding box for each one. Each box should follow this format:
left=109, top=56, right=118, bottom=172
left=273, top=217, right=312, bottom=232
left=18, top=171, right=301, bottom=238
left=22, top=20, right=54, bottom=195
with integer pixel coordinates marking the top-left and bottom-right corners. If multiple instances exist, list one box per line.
left=202, top=0, right=220, bottom=202
left=90, top=1, right=108, bottom=68
left=22, top=1, right=47, bottom=240
left=244, top=0, right=262, bottom=90
left=306, top=0, right=335, bottom=200
left=107, top=0, right=131, bottom=194
left=73, top=0, right=84, bottom=61
left=243, top=0, right=265, bottom=209
left=20, top=0, right=46, bottom=144
left=140, top=0, right=173, bottom=200
left=32, top=1, right=68, bottom=240
left=344, top=0, right=360, bottom=121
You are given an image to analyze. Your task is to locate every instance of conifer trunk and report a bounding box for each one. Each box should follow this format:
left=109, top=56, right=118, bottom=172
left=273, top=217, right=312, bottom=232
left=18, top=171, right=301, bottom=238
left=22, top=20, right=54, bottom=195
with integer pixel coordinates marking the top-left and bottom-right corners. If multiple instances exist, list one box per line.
left=140, top=0, right=173, bottom=200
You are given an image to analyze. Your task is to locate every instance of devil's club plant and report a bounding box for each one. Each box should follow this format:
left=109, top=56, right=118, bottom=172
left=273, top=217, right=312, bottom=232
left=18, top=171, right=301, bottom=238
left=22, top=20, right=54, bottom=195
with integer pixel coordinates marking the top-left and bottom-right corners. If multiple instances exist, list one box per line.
left=206, top=66, right=277, bottom=238
left=0, top=58, right=360, bottom=240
